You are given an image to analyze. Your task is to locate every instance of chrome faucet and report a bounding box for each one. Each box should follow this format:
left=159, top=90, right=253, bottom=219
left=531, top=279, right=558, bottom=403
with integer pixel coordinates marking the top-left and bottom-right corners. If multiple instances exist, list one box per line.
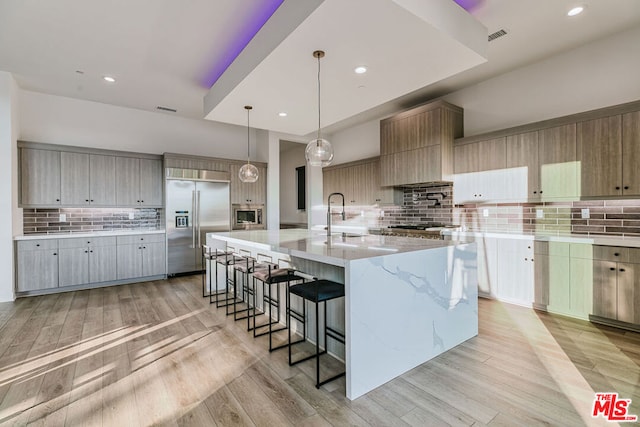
left=327, top=192, right=345, bottom=237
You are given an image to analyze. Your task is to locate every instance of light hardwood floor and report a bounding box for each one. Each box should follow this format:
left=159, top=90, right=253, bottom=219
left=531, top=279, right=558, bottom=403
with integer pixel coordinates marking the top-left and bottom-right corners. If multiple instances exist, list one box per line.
left=0, top=275, right=638, bottom=426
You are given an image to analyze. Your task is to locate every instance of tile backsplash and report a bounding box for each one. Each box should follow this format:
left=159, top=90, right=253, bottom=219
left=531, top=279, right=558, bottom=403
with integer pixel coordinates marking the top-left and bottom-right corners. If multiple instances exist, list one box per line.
left=453, top=199, right=640, bottom=237
left=336, top=182, right=640, bottom=237
left=23, top=208, right=162, bottom=234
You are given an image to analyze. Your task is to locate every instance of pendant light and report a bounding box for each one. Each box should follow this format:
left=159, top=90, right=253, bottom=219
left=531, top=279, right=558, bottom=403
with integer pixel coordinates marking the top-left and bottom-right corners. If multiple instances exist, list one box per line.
left=305, top=50, right=334, bottom=167
left=239, top=105, right=259, bottom=183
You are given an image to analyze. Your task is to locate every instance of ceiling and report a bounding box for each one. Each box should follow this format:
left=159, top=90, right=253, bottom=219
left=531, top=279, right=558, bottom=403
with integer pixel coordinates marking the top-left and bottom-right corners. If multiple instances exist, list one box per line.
left=1, top=0, right=640, bottom=136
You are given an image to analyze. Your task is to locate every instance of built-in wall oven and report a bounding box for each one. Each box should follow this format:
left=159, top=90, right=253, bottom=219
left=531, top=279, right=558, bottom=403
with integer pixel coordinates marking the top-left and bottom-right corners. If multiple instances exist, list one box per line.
left=232, top=204, right=265, bottom=230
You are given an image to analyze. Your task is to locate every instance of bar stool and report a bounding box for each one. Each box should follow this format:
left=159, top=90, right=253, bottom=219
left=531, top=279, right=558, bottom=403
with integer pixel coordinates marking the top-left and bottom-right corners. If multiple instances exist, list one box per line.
left=251, top=260, right=305, bottom=352
left=201, top=245, right=231, bottom=298
left=288, top=279, right=346, bottom=389
left=210, top=249, right=245, bottom=308
left=230, top=255, right=276, bottom=321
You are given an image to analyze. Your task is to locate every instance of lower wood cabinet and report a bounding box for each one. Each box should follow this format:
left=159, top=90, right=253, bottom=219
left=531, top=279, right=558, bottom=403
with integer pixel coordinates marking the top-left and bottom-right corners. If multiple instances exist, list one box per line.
left=116, top=234, right=166, bottom=279
left=58, top=237, right=117, bottom=286
left=16, top=233, right=166, bottom=294
left=16, top=240, right=59, bottom=292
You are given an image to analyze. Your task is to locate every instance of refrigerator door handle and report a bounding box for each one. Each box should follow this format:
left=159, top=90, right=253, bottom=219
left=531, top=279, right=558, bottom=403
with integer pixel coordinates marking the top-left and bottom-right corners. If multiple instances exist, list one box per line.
left=191, top=190, right=196, bottom=249
left=197, top=190, right=201, bottom=248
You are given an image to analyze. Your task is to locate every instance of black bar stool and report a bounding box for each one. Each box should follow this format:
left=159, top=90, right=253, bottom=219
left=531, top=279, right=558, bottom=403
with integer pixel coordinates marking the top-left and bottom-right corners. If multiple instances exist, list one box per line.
left=288, top=279, right=346, bottom=389
left=251, top=263, right=305, bottom=352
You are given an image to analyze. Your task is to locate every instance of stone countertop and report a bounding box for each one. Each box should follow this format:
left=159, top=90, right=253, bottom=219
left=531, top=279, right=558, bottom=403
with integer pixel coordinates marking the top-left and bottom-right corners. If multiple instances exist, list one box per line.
left=442, top=229, right=640, bottom=248
left=209, top=229, right=472, bottom=267
left=14, top=229, right=166, bottom=241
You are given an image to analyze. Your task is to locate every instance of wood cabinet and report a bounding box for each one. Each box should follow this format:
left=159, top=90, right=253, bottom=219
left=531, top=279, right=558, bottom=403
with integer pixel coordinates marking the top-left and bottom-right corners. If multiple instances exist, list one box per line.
left=229, top=164, right=267, bottom=205
left=20, top=144, right=161, bottom=208
left=58, top=237, right=117, bottom=286
left=622, top=111, right=640, bottom=197
left=16, top=240, right=59, bottom=292
left=453, top=138, right=508, bottom=204
left=589, top=245, right=640, bottom=324
left=60, top=153, right=116, bottom=206
left=116, top=234, right=166, bottom=279
left=380, top=101, right=462, bottom=186
left=15, top=233, right=166, bottom=295
left=20, top=148, right=61, bottom=206
left=534, top=242, right=573, bottom=314
left=116, top=157, right=163, bottom=207
left=577, top=116, right=622, bottom=198
left=323, top=158, right=401, bottom=206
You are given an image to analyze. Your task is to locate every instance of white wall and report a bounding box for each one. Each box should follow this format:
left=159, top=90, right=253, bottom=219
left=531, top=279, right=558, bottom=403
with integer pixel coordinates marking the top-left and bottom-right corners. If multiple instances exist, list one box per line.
left=0, top=72, right=20, bottom=302
left=279, top=143, right=307, bottom=224
left=329, top=25, right=640, bottom=161
left=19, top=90, right=266, bottom=162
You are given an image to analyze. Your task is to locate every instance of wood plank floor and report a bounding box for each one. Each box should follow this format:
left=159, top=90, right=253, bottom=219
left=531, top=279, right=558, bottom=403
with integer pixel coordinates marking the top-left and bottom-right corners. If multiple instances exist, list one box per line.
left=0, top=275, right=638, bottom=426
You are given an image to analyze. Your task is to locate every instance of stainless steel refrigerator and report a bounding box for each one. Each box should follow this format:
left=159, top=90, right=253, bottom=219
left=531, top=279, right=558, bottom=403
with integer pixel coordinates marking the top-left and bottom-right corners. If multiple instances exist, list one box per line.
left=167, top=178, right=230, bottom=274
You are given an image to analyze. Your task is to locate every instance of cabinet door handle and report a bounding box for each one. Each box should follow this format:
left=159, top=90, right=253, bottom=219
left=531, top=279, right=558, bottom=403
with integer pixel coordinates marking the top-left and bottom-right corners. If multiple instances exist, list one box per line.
left=56, top=199, right=60, bottom=202
left=524, top=257, right=528, bottom=261
left=610, top=267, right=616, bottom=271
left=615, top=186, right=621, bottom=190
left=533, top=191, right=537, bottom=194
left=90, top=250, right=93, bottom=253
left=138, top=246, right=142, bottom=249
left=53, top=253, right=57, bottom=256
left=84, top=250, right=88, bottom=253
left=624, top=186, right=629, bottom=190
left=614, top=253, right=619, bottom=256
left=36, top=244, right=40, bottom=247
left=619, top=268, right=625, bottom=272
left=85, top=199, right=89, bottom=202
left=90, top=199, right=94, bottom=202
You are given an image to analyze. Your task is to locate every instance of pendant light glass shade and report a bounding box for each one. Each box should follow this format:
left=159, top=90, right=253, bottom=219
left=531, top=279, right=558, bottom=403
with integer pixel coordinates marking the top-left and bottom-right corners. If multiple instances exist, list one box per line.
left=305, top=50, right=333, bottom=167
left=305, top=138, right=333, bottom=167
left=239, top=105, right=259, bottom=183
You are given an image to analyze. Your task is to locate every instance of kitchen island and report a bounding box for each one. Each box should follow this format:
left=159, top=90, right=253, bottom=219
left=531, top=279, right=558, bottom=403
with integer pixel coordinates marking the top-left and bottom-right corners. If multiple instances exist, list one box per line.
left=207, top=230, right=477, bottom=400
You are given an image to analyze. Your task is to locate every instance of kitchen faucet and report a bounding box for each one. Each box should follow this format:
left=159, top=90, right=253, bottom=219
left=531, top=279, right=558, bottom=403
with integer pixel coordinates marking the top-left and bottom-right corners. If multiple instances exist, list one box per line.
left=327, top=192, right=345, bottom=237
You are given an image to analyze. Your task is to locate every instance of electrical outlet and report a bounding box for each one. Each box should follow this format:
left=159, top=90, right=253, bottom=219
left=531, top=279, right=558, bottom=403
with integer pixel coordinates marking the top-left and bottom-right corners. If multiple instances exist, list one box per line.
left=536, top=209, right=544, bottom=219
left=129, top=212, right=135, bottom=220
left=59, top=213, right=66, bottom=222
left=581, top=208, right=590, bottom=219
left=482, top=208, right=489, bottom=218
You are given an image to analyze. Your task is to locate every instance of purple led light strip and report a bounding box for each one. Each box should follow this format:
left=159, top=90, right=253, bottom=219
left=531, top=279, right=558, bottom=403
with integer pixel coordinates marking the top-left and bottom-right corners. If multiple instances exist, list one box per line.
left=203, top=0, right=284, bottom=88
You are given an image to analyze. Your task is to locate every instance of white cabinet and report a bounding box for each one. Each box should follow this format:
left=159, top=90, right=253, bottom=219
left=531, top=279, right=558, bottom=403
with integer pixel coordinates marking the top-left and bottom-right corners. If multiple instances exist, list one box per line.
left=475, top=236, right=499, bottom=298
left=495, top=238, right=534, bottom=306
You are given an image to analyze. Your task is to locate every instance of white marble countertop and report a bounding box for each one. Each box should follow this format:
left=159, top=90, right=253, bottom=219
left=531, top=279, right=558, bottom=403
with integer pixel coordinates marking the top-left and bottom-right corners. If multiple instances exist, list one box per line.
left=443, top=229, right=640, bottom=248
left=14, top=229, right=166, bottom=241
left=209, top=229, right=470, bottom=267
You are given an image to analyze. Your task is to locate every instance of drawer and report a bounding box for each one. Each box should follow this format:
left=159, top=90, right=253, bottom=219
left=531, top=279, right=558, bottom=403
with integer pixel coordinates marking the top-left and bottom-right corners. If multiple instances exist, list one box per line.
left=593, top=245, right=628, bottom=262
left=534, top=241, right=569, bottom=256
left=17, top=239, right=58, bottom=251
left=116, top=233, right=165, bottom=245
left=58, top=236, right=117, bottom=249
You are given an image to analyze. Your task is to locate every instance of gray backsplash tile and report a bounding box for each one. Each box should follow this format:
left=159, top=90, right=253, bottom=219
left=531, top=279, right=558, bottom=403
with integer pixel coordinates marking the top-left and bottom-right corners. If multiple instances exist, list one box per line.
left=23, top=208, right=162, bottom=234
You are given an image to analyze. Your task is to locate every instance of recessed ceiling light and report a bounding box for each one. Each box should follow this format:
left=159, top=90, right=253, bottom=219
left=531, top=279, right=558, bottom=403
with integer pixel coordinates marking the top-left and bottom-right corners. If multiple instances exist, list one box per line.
left=354, top=66, right=367, bottom=74
left=103, top=76, right=116, bottom=83
left=278, top=112, right=288, bottom=117
left=567, top=6, right=584, bottom=16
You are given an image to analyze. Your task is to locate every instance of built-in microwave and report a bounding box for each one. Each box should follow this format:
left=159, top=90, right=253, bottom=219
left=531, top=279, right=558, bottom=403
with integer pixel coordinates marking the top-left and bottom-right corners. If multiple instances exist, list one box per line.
left=232, top=204, right=265, bottom=230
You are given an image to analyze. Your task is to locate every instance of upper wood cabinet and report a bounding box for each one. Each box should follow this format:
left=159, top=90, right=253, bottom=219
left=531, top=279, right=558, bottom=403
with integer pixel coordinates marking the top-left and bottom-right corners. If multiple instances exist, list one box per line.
left=115, top=157, right=163, bottom=207
left=20, top=144, right=163, bottom=208
left=380, top=101, right=462, bottom=186
left=622, top=111, right=640, bottom=196
left=453, top=137, right=508, bottom=204
left=20, top=148, right=61, bottom=206
left=576, top=116, right=622, bottom=198
left=323, top=157, right=401, bottom=206
left=537, top=124, right=578, bottom=200
left=230, top=164, right=267, bottom=205
left=60, top=153, right=116, bottom=206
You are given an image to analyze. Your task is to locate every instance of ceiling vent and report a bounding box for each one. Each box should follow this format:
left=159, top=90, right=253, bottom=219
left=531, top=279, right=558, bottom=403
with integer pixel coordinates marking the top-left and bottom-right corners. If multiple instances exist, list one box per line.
left=156, top=106, right=177, bottom=113
left=488, top=29, right=507, bottom=42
